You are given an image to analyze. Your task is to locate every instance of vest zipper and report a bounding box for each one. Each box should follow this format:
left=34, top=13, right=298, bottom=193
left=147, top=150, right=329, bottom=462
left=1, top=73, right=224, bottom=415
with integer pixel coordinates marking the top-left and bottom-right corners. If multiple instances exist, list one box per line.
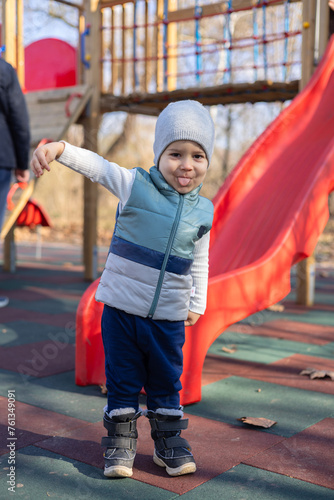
left=148, top=195, right=184, bottom=319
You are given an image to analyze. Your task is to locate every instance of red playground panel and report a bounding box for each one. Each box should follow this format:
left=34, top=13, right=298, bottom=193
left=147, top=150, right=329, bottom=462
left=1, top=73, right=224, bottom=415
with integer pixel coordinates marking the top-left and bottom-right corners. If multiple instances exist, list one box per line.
left=75, top=37, right=334, bottom=405
left=25, top=38, right=77, bottom=91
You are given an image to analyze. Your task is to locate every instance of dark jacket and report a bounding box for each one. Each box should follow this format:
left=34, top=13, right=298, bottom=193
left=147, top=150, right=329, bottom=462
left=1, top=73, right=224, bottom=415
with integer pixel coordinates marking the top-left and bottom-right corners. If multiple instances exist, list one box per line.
left=0, top=58, right=30, bottom=170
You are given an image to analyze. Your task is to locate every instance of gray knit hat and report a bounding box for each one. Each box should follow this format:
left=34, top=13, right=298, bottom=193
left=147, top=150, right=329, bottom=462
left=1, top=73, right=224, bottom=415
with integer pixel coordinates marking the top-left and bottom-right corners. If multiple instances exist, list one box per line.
left=153, top=100, right=215, bottom=166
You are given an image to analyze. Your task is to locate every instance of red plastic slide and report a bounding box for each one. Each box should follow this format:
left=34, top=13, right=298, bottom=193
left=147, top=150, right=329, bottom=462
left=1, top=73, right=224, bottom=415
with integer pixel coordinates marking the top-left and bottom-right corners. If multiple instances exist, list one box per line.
left=76, top=37, right=334, bottom=405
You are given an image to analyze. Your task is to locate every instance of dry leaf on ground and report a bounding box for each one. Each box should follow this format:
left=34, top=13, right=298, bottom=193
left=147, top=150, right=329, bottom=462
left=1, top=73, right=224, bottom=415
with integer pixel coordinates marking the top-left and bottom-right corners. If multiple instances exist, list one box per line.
left=222, top=345, right=237, bottom=353
left=299, top=368, right=334, bottom=380
left=267, top=304, right=285, bottom=312
left=237, top=417, right=277, bottom=428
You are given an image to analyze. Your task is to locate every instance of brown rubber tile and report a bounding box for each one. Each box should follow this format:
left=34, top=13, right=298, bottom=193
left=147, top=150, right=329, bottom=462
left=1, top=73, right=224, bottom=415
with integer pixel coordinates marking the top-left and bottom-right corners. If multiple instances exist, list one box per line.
left=0, top=397, right=89, bottom=454
left=283, top=300, right=334, bottom=313
left=2, top=288, right=82, bottom=303
left=228, top=320, right=334, bottom=345
left=36, top=412, right=284, bottom=495
left=202, top=354, right=263, bottom=386
left=245, top=354, right=334, bottom=394
left=242, top=418, right=334, bottom=489
left=0, top=340, right=75, bottom=377
left=0, top=308, right=75, bottom=327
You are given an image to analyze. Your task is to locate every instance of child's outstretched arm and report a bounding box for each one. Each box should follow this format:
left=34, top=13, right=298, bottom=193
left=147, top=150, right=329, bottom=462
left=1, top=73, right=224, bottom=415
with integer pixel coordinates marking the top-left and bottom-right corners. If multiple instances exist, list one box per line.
left=30, top=142, right=65, bottom=177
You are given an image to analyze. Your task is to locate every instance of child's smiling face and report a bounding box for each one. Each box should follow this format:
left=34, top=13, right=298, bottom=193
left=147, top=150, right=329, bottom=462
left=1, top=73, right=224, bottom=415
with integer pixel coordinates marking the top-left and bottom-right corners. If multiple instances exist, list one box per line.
left=158, top=140, right=208, bottom=194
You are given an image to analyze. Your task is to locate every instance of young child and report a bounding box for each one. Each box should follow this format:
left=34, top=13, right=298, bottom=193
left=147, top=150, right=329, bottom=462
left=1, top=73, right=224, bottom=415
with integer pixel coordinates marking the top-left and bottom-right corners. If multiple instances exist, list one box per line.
left=31, top=100, right=215, bottom=479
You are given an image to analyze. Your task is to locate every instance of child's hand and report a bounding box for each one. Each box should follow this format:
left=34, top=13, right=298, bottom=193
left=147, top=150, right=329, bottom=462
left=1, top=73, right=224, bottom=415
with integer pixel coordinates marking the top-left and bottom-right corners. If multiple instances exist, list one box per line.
left=15, top=169, right=30, bottom=183
left=30, top=142, right=65, bottom=178
left=184, top=311, right=201, bottom=327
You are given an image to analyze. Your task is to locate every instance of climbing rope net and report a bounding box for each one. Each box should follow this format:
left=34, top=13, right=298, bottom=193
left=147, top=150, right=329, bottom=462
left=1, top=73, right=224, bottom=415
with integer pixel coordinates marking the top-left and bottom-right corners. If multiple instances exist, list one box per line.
left=100, top=0, right=302, bottom=95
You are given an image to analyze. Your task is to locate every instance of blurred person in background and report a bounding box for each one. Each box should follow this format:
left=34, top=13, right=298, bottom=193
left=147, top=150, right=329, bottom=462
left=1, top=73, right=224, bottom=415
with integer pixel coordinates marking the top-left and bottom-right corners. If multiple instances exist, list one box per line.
left=0, top=56, right=30, bottom=307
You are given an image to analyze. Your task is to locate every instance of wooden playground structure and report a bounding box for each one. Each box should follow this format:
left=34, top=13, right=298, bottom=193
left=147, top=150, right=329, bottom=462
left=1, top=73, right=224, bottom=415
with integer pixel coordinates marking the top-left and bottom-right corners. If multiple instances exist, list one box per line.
left=1, top=0, right=333, bottom=305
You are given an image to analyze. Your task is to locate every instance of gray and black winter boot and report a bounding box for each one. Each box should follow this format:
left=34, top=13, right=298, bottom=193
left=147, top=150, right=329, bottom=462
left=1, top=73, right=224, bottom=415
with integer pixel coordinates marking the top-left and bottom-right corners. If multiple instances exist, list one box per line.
left=101, top=407, right=141, bottom=478
left=146, top=408, right=196, bottom=476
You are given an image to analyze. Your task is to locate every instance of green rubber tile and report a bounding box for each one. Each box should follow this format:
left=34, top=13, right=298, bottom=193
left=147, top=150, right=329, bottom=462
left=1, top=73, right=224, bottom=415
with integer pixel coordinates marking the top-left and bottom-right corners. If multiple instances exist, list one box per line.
left=288, top=289, right=334, bottom=305
left=241, top=306, right=334, bottom=327
left=185, top=376, right=334, bottom=438
left=0, top=321, right=76, bottom=347
left=178, top=464, right=333, bottom=500
left=0, top=446, right=175, bottom=500
left=0, top=369, right=106, bottom=423
left=208, top=332, right=334, bottom=363
left=247, top=309, right=334, bottom=326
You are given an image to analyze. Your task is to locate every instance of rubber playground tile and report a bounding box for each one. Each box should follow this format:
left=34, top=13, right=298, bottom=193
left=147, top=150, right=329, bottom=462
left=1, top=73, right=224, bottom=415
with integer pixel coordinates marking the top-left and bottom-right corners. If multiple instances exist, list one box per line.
left=0, top=321, right=76, bottom=347
left=201, top=354, right=263, bottom=386
left=283, top=300, right=334, bottom=314
left=36, top=413, right=283, bottom=495
left=241, top=307, right=334, bottom=327
left=178, top=464, right=333, bottom=500
left=185, top=376, right=334, bottom=438
left=0, top=288, right=54, bottom=302
left=0, top=307, right=75, bottom=328
left=289, top=290, right=334, bottom=305
left=0, top=340, right=75, bottom=377
left=245, top=353, right=334, bottom=395
left=0, top=370, right=106, bottom=423
left=0, top=266, right=78, bottom=281
left=208, top=332, right=334, bottom=364
left=5, top=297, right=79, bottom=315
left=243, top=418, right=334, bottom=490
left=0, top=446, right=175, bottom=500
left=313, top=303, right=334, bottom=312
left=0, top=397, right=89, bottom=455
left=1, top=272, right=87, bottom=290
left=227, top=319, right=334, bottom=345
left=1, top=286, right=84, bottom=305
left=25, top=285, right=84, bottom=301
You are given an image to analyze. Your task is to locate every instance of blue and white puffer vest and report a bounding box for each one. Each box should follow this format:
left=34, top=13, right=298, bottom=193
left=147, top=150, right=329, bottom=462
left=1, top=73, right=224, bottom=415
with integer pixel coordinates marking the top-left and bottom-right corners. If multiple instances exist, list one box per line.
left=95, top=166, right=214, bottom=321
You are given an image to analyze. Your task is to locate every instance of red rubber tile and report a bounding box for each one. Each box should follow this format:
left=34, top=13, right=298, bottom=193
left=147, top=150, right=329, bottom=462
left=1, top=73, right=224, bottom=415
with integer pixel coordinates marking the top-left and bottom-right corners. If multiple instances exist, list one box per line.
left=227, top=320, right=334, bottom=345
left=37, top=413, right=283, bottom=495
left=2, top=288, right=82, bottom=303
left=242, top=418, right=334, bottom=489
left=26, top=286, right=83, bottom=301
left=1, top=289, right=51, bottom=302
left=0, top=397, right=89, bottom=454
left=312, top=303, right=334, bottom=312
left=274, top=302, right=306, bottom=314
left=283, top=300, right=334, bottom=313
left=202, top=354, right=263, bottom=386
left=0, top=307, right=75, bottom=327
left=245, top=354, right=334, bottom=395
left=0, top=340, right=75, bottom=377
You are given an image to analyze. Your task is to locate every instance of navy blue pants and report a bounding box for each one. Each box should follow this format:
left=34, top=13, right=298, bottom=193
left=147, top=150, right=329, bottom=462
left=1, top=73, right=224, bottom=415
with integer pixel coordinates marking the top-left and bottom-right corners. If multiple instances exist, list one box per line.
left=101, top=305, right=185, bottom=412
